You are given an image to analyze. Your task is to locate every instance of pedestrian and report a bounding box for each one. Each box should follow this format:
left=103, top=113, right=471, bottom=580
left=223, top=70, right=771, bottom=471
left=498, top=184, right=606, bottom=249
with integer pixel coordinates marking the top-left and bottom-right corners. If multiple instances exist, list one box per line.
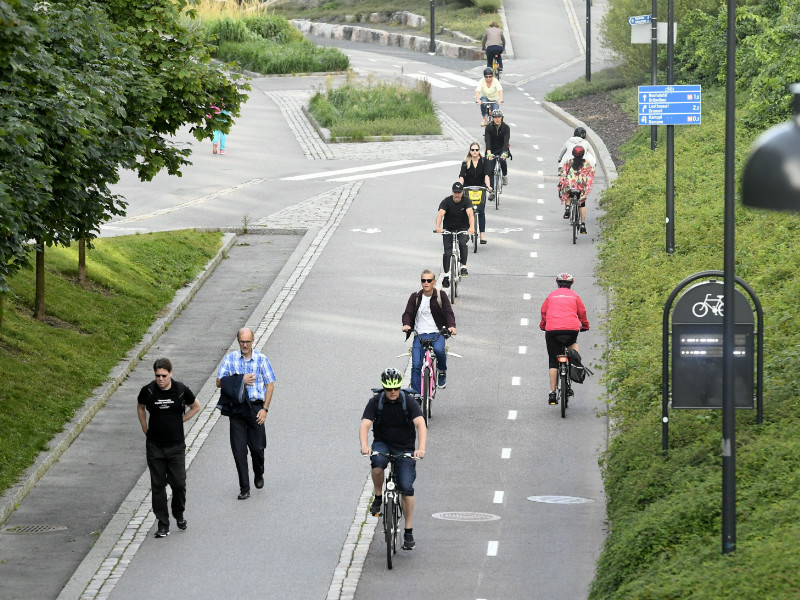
left=459, top=141, right=492, bottom=244
left=402, top=269, right=457, bottom=392
left=435, top=181, right=475, bottom=289
left=137, top=358, right=201, bottom=538
left=216, top=327, right=276, bottom=500
left=360, top=368, right=427, bottom=550
left=209, top=101, right=231, bottom=155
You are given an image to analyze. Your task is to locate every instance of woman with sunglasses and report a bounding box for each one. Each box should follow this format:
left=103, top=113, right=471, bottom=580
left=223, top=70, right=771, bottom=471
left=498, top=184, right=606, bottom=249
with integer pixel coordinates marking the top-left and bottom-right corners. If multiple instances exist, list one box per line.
left=459, top=143, right=492, bottom=244
left=475, top=68, right=503, bottom=127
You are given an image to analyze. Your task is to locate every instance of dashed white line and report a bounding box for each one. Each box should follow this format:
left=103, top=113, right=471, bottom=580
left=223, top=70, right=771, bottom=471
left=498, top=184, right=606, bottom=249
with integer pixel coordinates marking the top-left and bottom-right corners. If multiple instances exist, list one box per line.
left=508, top=410, right=518, bottom=420
left=494, top=491, right=505, bottom=503
left=530, top=252, right=538, bottom=258
left=501, top=448, right=511, bottom=459
left=519, top=346, right=527, bottom=354
left=520, top=318, right=529, bottom=326
left=528, top=272, right=535, bottom=278
left=538, top=183, right=545, bottom=188
left=488, top=541, right=499, bottom=556
left=512, top=376, right=521, bottom=385
left=523, top=293, right=531, bottom=300
left=536, top=157, right=543, bottom=162
left=536, top=215, right=543, bottom=221
left=533, top=233, right=540, bottom=240
left=537, top=198, right=544, bottom=204
left=533, top=145, right=540, bottom=150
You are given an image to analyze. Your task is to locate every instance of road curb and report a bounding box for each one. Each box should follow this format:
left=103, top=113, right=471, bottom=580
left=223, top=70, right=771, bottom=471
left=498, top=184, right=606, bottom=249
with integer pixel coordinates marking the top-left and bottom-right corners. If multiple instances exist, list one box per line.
left=0, top=232, right=238, bottom=529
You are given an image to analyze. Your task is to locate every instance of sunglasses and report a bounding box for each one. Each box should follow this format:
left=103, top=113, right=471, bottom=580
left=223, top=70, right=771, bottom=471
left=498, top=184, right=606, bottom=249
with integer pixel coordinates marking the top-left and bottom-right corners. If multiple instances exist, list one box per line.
left=155, top=374, right=169, bottom=378
left=470, top=149, right=479, bottom=152
left=385, top=387, right=401, bottom=392
left=421, top=278, right=434, bottom=283
left=485, top=75, right=493, bottom=78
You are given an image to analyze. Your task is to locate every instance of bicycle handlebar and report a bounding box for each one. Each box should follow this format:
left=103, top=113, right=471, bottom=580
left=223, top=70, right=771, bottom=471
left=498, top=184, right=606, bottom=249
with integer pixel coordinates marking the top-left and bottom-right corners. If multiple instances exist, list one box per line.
left=434, top=229, right=470, bottom=235
left=368, top=451, right=421, bottom=461
left=409, top=327, right=451, bottom=341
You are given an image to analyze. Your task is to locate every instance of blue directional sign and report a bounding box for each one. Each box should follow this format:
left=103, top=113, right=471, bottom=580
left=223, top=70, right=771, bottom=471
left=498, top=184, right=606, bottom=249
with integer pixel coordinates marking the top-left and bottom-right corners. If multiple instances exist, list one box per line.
left=628, top=14, right=652, bottom=25
left=638, top=85, right=702, bottom=125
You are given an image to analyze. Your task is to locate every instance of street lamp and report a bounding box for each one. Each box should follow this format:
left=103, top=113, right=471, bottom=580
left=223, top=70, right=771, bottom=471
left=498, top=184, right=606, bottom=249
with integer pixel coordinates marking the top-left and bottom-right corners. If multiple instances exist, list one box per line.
left=742, top=84, right=800, bottom=211
left=429, top=0, right=436, bottom=54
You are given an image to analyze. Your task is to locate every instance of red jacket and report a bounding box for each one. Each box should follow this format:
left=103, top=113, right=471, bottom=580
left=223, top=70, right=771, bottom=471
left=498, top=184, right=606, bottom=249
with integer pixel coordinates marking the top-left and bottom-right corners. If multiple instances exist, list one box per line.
left=540, top=288, right=589, bottom=331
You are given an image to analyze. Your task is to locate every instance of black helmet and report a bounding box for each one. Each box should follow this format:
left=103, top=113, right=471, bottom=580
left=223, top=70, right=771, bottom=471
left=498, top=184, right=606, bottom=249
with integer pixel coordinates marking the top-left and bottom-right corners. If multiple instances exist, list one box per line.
left=483, top=67, right=494, bottom=76
left=572, top=145, right=585, bottom=159
left=574, top=126, right=587, bottom=139
left=380, top=368, right=403, bottom=389
left=556, top=272, right=574, bottom=287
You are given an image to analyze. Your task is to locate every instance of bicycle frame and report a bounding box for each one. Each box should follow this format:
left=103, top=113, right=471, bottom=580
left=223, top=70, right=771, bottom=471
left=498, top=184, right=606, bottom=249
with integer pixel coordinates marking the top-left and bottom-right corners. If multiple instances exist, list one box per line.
left=410, top=328, right=449, bottom=425
left=437, top=229, right=468, bottom=302
left=556, top=351, right=572, bottom=419
left=567, top=189, right=581, bottom=244
left=486, top=153, right=506, bottom=206
left=370, top=451, right=415, bottom=569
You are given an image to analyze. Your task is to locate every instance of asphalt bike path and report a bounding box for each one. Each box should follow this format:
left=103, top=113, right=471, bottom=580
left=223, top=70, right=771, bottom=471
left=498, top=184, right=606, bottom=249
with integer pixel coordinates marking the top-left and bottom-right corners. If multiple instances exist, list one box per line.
left=0, top=1, right=612, bottom=598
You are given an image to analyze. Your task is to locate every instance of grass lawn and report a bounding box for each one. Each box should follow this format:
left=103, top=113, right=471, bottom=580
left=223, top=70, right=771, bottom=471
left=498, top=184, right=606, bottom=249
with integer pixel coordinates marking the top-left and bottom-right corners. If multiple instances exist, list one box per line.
left=0, top=230, right=222, bottom=494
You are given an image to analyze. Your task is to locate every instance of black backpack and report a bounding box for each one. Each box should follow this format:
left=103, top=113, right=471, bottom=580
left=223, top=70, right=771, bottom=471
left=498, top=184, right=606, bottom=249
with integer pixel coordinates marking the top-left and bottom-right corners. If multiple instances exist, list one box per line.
left=566, top=349, right=593, bottom=384
left=370, top=388, right=419, bottom=424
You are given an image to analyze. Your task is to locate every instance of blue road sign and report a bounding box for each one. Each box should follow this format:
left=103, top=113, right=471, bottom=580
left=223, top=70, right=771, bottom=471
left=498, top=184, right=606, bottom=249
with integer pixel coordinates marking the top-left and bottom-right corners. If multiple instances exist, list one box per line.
left=638, top=85, right=702, bottom=125
left=628, top=14, right=652, bottom=25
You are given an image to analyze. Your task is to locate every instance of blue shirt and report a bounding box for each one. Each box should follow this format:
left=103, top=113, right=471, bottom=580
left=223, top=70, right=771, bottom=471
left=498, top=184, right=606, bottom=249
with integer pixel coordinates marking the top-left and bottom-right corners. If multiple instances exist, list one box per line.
left=217, top=350, right=276, bottom=402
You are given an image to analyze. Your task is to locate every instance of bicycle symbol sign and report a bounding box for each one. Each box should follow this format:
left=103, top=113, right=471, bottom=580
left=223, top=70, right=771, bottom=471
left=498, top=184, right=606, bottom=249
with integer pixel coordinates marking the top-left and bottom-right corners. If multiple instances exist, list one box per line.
left=692, top=293, right=724, bottom=318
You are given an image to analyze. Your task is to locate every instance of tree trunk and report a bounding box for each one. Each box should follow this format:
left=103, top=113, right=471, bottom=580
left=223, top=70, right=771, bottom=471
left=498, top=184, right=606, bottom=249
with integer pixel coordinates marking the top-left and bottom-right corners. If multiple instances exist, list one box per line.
left=34, top=244, right=45, bottom=320
left=78, top=238, right=87, bottom=288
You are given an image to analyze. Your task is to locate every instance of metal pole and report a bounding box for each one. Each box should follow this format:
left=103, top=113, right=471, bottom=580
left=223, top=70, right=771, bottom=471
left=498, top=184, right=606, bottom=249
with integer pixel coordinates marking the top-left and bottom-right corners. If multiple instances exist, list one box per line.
left=722, top=0, right=737, bottom=555
left=666, top=0, right=674, bottom=254
left=585, top=0, right=591, bottom=81
left=429, top=0, right=435, bottom=53
left=650, top=0, right=658, bottom=150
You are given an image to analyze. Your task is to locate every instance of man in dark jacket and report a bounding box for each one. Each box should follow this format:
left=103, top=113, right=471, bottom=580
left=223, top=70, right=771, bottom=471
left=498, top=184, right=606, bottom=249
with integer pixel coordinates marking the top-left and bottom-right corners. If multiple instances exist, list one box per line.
left=137, top=358, right=200, bottom=538
left=485, top=109, right=511, bottom=187
left=402, top=270, right=457, bottom=391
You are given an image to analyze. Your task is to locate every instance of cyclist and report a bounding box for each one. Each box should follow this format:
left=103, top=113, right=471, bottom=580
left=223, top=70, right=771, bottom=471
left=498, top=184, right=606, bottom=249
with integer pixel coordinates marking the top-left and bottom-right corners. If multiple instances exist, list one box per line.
left=458, top=142, right=492, bottom=244
left=557, top=126, right=596, bottom=172
left=539, top=273, right=590, bottom=405
left=360, top=368, right=428, bottom=551
left=481, top=21, right=506, bottom=73
left=402, top=269, right=457, bottom=391
left=435, top=182, right=475, bottom=288
left=485, top=108, right=511, bottom=187
left=475, top=67, right=503, bottom=128
left=559, top=145, right=595, bottom=234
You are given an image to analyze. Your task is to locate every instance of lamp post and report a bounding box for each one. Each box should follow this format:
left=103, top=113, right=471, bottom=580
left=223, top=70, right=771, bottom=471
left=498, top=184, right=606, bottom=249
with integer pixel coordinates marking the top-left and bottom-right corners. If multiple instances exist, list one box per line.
left=429, top=0, right=435, bottom=54
left=585, top=0, right=591, bottom=81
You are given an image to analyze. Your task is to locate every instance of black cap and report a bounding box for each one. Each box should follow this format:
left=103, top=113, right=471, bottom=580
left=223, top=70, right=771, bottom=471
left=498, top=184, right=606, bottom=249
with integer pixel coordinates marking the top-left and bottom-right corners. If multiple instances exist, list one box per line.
left=452, top=182, right=464, bottom=193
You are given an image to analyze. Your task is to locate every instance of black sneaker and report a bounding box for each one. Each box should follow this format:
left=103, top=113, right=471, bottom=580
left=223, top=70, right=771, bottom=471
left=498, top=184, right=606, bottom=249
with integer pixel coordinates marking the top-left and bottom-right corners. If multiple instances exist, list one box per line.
left=155, top=523, right=169, bottom=538
left=370, top=496, right=382, bottom=516
left=580, top=223, right=587, bottom=234
left=563, top=206, right=570, bottom=219
left=460, top=267, right=468, bottom=277
left=441, top=276, right=450, bottom=288
left=176, top=518, right=187, bottom=531
left=548, top=391, right=557, bottom=405
left=438, top=371, right=446, bottom=388
left=402, top=532, right=416, bottom=550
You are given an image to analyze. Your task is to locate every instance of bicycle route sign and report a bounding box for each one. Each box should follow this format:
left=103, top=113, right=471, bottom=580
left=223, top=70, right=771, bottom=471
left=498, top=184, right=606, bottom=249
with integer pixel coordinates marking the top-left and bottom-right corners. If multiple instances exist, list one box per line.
left=638, top=85, right=702, bottom=126
left=628, top=14, right=651, bottom=25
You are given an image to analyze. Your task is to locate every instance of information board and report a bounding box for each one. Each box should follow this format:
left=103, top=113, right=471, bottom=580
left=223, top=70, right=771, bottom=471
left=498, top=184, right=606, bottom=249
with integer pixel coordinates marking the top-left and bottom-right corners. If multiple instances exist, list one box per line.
left=638, top=84, right=701, bottom=125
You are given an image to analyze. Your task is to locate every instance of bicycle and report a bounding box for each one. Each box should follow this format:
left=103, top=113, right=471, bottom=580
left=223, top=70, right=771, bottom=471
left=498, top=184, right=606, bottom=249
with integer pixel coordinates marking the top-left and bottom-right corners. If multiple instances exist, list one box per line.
left=479, top=100, right=499, bottom=126
left=435, top=229, right=469, bottom=303
left=463, top=186, right=487, bottom=253
left=369, top=451, right=418, bottom=569
left=486, top=151, right=507, bottom=208
left=555, top=346, right=574, bottom=419
left=489, top=50, right=502, bottom=79
left=566, top=188, right=581, bottom=244
left=403, top=328, right=450, bottom=426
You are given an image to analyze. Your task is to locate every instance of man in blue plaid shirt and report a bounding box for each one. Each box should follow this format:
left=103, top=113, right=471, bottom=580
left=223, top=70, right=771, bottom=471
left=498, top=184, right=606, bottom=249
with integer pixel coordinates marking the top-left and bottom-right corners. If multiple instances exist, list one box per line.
left=216, top=327, right=276, bottom=500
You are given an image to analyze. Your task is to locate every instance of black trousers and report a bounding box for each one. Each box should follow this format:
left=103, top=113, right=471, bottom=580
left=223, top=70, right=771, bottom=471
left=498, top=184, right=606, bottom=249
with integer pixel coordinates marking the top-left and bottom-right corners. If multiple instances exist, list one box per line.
left=229, top=409, right=266, bottom=493
left=146, top=439, right=186, bottom=526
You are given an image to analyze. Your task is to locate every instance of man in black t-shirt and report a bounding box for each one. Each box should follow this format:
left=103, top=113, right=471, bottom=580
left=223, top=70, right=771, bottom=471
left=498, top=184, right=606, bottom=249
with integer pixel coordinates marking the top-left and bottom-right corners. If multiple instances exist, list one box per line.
left=360, top=368, right=427, bottom=550
left=137, top=358, right=200, bottom=538
left=435, top=181, right=475, bottom=288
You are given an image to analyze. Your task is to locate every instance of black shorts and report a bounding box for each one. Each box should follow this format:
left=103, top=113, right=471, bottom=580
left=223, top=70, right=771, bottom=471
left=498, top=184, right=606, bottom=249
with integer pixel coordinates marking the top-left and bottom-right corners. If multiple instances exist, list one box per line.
left=545, top=330, right=579, bottom=369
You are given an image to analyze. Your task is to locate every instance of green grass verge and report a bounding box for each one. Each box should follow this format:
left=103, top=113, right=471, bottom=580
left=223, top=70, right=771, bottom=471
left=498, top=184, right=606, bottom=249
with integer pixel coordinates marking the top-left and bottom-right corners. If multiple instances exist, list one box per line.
left=590, top=85, right=800, bottom=598
left=544, top=66, right=638, bottom=102
left=0, top=230, right=222, bottom=494
left=309, top=78, right=441, bottom=139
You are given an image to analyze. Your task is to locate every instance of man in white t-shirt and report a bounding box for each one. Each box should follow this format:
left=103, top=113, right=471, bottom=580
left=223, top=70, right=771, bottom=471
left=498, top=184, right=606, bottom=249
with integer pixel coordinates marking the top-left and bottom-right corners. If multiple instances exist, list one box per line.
left=401, top=270, right=457, bottom=392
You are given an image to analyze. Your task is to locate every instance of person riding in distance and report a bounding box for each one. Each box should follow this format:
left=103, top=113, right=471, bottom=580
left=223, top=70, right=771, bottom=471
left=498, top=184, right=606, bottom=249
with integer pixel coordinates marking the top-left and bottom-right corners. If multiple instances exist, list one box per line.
left=485, top=109, right=511, bottom=187
left=559, top=145, right=595, bottom=234
left=360, top=368, right=427, bottom=551
left=475, top=67, right=503, bottom=128
left=539, top=273, right=590, bottom=405
left=482, top=21, right=506, bottom=72
left=557, top=126, right=596, bottom=173
left=459, top=142, right=492, bottom=244
left=435, top=182, right=475, bottom=288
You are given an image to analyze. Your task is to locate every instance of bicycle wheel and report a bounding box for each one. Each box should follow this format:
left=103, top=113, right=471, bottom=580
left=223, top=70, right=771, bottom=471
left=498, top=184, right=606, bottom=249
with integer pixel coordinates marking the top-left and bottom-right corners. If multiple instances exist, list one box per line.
left=421, top=368, right=430, bottom=426
left=384, top=496, right=396, bottom=569
left=494, top=168, right=502, bottom=208
left=571, top=203, right=579, bottom=244
left=560, top=366, right=568, bottom=418
left=450, top=256, right=458, bottom=300
left=473, top=232, right=478, bottom=254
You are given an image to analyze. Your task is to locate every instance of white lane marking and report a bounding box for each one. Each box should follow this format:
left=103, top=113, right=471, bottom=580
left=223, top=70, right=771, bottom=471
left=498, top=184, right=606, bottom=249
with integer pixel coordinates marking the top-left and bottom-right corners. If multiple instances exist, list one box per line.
left=437, top=71, right=478, bottom=85
left=538, top=170, right=544, bottom=176
left=512, top=376, right=521, bottom=385
left=523, top=133, right=531, bottom=137
left=520, top=318, right=529, bottom=326
left=536, top=215, right=543, bottom=220
left=406, top=73, right=455, bottom=88
left=533, top=145, right=540, bottom=150
left=508, top=411, right=517, bottom=420
left=537, top=198, right=544, bottom=204
left=329, top=160, right=461, bottom=182
left=523, top=293, right=531, bottom=300
left=110, top=179, right=264, bottom=224
left=519, top=346, right=527, bottom=354
left=494, top=491, right=505, bottom=503
left=537, top=157, right=543, bottom=162
left=533, top=233, right=540, bottom=240
left=528, top=272, right=535, bottom=278
left=530, top=252, right=538, bottom=258
left=538, top=183, right=545, bottom=188
left=350, top=228, right=381, bottom=233
left=507, top=122, right=516, bottom=127
left=501, top=449, right=511, bottom=459
left=283, top=159, right=423, bottom=181
left=488, top=541, right=499, bottom=556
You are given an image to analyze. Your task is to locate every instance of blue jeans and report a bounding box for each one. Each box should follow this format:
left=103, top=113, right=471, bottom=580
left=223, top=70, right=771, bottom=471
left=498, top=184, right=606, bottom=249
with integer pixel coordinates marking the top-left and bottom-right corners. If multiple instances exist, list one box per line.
left=480, top=96, right=498, bottom=118
left=370, top=441, right=417, bottom=496
left=411, top=332, right=446, bottom=394
left=486, top=45, right=504, bottom=70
